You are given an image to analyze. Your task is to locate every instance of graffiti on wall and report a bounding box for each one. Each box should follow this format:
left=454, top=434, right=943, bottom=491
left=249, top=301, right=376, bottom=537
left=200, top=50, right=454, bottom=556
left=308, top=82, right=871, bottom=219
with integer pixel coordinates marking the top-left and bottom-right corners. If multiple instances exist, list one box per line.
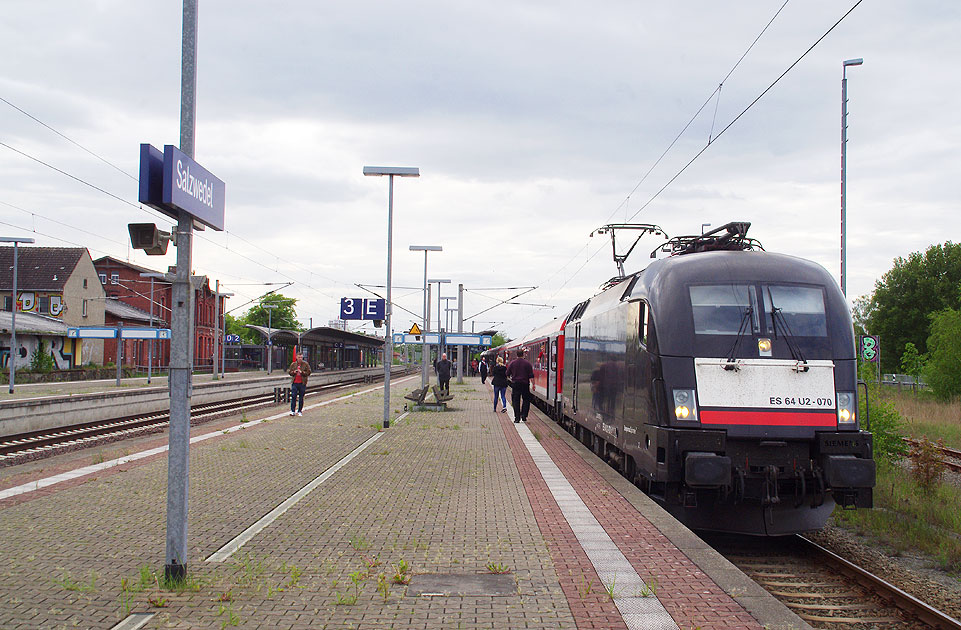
left=16, top=292, right=64, bottom=318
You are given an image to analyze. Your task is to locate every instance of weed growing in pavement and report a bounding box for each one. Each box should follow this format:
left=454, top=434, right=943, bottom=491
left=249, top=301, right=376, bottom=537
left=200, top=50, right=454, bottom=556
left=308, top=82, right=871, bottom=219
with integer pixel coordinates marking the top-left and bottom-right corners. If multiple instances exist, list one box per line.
left=232, top=553, right=267, bottom=588
left=148, top=595, right=168, bottom=608
left=55, top=570, right=98, bottom=593
left=362, top=554, right=382, bottom=575
left=604, top=574, right=617, bottom=600
left=577, top=572, right=594, bottom=597
left=159, top=571, right=204, bottom=593
left=138, top=565, right=154, bottom=591
left=217, top=603, right=240, bottom=628
left=92, top=451, right=106, bottom=464
left=486, top=562, right=511, bottom=574
left=639, top=576, right=658, bottom=597
left=349, top=534, right=370, bottom=551
left=392, top=559, right=412, bottom=584
left=532, top=430, right=542, bottom=442
left=119, top=578, right=133, bottom=617
left=376, top=573, right=391, bottom=602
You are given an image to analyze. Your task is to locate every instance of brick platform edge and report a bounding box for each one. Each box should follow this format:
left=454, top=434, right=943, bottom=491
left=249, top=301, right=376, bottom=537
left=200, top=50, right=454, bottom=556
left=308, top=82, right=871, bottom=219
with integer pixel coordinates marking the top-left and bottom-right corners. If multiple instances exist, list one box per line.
left=493, top=387, right=810, bottom=630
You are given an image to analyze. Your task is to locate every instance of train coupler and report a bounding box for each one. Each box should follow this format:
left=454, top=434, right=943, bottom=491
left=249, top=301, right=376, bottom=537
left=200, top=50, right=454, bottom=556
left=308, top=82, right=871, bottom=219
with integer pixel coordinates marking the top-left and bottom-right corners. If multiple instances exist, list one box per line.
left=762, top=465, right=780, bottom=505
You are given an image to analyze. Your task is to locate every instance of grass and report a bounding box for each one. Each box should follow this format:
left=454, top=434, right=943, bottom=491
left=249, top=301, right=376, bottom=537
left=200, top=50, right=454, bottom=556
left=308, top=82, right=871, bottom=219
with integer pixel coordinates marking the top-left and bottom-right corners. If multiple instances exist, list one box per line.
left=54, top=570, right=98, bottom=593
left=833, top=459, right=961, bottom=573
left=882, top=389, right=961, bottom=448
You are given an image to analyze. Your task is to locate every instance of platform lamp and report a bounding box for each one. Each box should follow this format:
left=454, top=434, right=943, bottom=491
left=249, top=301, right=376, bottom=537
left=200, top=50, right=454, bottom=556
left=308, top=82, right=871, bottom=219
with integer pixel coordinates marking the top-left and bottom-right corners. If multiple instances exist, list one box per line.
left=140, top=271, right=169, bottom=384
left=410, top=245, right=442, bottom=388
left=1, top=236, right=35, bottom=394
left=264, top=304, right=277, bottom=374
left=364, top=165, right=420, bottom=429
left=841, top=57, right=863, bottom=298
left=429, top=279, right=450, bottom=362
left=212, top=282, right=234, bottom=380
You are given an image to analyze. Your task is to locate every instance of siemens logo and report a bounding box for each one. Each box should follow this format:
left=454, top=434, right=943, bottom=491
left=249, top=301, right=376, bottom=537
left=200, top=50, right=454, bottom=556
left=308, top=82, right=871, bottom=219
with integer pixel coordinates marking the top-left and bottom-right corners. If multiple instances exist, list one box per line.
left=176, top=159, right=214, bottom=209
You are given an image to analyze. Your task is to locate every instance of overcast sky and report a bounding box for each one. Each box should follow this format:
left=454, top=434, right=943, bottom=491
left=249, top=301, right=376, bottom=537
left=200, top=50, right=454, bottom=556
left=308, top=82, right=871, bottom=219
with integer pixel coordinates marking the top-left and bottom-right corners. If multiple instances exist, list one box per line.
left=1, top=1, right=957, bottom=341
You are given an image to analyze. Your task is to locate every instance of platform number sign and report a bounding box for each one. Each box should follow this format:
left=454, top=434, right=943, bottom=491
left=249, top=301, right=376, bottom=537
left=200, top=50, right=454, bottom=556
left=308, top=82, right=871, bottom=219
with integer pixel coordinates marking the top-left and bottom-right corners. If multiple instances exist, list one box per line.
left=340, top=297, right=386, bottom=321
left=859, top=335, right=880, bottom=363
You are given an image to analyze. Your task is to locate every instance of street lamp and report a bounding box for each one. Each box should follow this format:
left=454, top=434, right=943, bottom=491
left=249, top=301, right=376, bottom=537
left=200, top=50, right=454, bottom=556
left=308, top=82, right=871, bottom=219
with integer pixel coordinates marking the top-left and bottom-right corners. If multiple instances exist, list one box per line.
left=428, top=278, right=451, bottom=339
left=410, top=245, right=442, bottom=388
left=264, top=304, right=277, bottom=374
left=140, top=272, right=169, bottom=384
left=841, top=57, right=863, bottom=298
left=364, top=165, right=420, bottom=429
left=1, top=236, right=35, bottom=394
left=212, top=282, right=233, bottom=380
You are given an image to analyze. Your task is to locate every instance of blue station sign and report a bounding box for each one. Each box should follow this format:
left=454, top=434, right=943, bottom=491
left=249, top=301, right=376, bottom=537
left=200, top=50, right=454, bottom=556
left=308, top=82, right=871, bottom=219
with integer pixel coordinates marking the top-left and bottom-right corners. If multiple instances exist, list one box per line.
left=340, top=298, right=386, bottom=321
left=138, top=143, right=225, bottom=231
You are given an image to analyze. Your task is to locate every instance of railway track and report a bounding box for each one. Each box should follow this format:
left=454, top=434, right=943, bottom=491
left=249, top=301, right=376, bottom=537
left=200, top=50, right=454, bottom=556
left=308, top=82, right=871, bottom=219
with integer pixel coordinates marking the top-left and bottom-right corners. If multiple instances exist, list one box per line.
left=710, top=533, right=961, bottom=629
left=903, top=438, right=961, bottom=474
left=0, top=377, right=375, bottom=465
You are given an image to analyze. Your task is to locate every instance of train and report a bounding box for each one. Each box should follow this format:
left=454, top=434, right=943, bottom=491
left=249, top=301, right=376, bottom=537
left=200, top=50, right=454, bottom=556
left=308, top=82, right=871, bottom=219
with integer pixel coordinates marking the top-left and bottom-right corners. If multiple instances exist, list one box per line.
left=485, top=222, right=875, bottom=535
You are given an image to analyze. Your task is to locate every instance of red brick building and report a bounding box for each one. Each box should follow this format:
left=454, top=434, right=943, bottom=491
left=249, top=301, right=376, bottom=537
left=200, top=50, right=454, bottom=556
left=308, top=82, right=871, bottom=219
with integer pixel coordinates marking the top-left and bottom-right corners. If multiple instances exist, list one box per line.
left=92, top=257, right=228, bottom=370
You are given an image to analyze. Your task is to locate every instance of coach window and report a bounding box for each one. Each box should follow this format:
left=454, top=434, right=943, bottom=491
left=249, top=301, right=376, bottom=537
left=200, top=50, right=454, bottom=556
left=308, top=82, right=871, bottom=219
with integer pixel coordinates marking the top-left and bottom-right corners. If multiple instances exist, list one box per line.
left=763, top=285, right=827, bottom=337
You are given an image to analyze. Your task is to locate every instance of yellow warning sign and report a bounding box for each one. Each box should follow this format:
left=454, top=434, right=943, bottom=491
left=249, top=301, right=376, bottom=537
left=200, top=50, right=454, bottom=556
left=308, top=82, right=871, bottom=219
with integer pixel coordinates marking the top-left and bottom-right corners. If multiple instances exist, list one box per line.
left=408, top=323, right=422, bottom=335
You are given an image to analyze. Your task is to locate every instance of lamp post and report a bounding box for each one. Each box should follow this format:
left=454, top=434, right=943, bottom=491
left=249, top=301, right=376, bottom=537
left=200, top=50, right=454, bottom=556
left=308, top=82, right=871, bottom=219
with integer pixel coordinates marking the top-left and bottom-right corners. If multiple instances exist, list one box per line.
left=429, top=278, right=450, bottom=365
left=1, top=236, right=35, bottom=394
left=410, top=245, right=442, bottom=388
left=440, top=295, right=456, bottom=356
left=264, top=304, right=277, bottom=374
left=212, top=282, right=233, bottom=380
left=364, top=165, right=420, bottom=429
left=140, top=272, right=168, bottom=384
left=841, top=57, right=863, bottom=298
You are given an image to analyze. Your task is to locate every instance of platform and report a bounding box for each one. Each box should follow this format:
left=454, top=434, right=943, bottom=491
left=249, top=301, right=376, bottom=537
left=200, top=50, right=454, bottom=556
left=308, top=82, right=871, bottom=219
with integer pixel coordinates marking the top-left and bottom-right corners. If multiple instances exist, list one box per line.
left=0, top=376, right=809, bottom=629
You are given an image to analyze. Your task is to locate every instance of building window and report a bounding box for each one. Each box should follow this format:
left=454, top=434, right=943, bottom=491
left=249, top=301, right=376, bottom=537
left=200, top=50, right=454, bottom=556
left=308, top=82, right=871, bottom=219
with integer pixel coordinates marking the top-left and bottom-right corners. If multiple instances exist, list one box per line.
left=3, top=296, right=10, bottom=312
left=110, top=273, right=119, bottom=285
left=99, top=273, right=107, bottom=284
left=39, top=296, right=50, bottom=314
left=83, top=278, right=88, bottom=289
left=82, top=299, right=88, bottom=317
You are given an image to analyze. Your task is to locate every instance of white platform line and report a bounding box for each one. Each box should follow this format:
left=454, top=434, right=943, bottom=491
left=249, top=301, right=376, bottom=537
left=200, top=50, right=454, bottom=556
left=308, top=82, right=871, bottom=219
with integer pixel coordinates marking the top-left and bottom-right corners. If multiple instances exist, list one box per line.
left=510, top=411, right=680, bottom=630
left=109, top=612, right=155, bottom=630
left=206, top=431, right=385, bottom=563
left=0, top=376, right=417, bottom=502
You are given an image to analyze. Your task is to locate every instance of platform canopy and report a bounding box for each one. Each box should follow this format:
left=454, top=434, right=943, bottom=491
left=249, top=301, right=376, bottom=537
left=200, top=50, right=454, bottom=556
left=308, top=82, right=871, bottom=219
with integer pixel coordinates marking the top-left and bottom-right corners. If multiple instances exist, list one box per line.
left=244, top=325, right=382, bottom=348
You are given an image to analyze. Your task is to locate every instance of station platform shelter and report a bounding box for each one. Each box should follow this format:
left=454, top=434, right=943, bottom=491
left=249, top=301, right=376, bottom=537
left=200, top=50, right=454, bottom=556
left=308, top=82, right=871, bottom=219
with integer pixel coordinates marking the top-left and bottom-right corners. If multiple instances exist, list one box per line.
left=239, top=325, right=383, bottom=371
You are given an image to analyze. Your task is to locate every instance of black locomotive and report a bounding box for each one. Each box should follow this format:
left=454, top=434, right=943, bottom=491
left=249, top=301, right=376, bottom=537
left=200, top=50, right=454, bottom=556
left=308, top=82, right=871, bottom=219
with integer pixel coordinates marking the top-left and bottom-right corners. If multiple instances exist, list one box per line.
left=497, top=222, right=875, bottom=535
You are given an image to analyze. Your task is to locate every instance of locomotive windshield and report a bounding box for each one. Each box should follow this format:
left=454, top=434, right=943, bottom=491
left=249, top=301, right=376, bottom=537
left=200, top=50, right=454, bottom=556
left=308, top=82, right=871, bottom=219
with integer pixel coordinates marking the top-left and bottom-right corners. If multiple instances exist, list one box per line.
left=690, top=284, right=759, bottom=335
left=763, top=285, right=827, bottom=337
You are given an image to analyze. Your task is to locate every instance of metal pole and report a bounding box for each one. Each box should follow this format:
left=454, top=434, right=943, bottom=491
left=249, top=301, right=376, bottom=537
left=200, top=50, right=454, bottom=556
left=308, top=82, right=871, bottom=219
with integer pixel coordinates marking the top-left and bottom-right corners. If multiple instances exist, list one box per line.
left=116, top=321, right=123, bottom=386
left=841, top=58, right=862, bottom=298
left=457, top=283, right=464, bottom=384
left=421, top=251, right=428, bottom=388
left=148, top=277, right=154, bottom=384
left=9, top=242, right=19, bottom=394
left=212, top=279, right=219, bottom=380
left=426, top=283, right=432, bottom=378
left=267, top=307, right=272, bottom=374
left=165, top=0, right=197, bottom=583
left=841, top=71, right=848, bottom=297
left=383, top=175, right=394, bottom=429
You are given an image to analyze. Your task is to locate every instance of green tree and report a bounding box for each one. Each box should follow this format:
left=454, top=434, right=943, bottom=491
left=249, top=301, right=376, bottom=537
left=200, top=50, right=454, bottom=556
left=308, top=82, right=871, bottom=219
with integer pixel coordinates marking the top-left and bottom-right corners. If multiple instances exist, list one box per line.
left=898, top=342, right=925, bottom=386
left=246, top=294, right=301, bottom=331
left=924, top=307, right=961, bottom=400
left=224, top=312, right=259, bottom=344
left=864, top=242, right=961, bottom=373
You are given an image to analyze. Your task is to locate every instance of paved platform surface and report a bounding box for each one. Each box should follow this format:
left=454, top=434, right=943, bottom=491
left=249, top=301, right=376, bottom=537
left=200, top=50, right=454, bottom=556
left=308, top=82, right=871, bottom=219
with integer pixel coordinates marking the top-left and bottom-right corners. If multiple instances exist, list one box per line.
left=0, top=376, right=809, bottom=629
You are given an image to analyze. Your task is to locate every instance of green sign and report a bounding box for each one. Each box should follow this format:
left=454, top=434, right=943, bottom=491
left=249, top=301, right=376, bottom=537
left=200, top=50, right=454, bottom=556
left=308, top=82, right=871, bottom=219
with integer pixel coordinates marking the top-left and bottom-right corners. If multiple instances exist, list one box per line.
left=859, top=335, right=880, bottom=363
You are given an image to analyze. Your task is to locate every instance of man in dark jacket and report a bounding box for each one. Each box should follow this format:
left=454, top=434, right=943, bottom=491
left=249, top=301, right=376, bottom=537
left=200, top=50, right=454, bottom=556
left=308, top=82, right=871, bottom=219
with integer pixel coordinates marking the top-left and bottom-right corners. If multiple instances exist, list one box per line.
left=506, top=348, right=534, bottom=422
left=479, top=358, right=489, bottom=384
left=436, top=352, right=453, bottom=395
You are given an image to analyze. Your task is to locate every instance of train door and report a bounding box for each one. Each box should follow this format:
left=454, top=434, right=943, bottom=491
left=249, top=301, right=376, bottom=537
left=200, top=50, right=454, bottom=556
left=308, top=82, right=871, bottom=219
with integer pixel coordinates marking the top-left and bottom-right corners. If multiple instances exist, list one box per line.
left=572, top=324, right=581, bottom=413
left=549, top=336, right=558, bottom=406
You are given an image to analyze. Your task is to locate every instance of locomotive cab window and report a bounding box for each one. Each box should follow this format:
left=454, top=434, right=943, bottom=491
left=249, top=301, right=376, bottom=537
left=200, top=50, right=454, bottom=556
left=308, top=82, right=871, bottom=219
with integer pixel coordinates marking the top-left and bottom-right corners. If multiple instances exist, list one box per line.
left=690, top=284, right=759, bottom=335
left=763, top=285, right=827, bottom=337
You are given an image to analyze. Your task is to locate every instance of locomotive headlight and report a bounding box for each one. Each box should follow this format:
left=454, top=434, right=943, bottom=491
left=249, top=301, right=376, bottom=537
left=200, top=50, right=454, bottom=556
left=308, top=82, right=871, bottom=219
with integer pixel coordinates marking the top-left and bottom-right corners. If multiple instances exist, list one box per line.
left=757, top=338, right=772, bottom=356
left=837, top=392, right=856, bottom=424
left=673, top=389, right=698, bottom=422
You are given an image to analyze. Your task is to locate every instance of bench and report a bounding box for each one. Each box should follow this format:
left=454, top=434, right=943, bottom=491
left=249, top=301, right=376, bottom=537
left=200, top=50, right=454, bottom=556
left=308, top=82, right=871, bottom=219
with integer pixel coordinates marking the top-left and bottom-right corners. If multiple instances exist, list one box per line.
left=432, top=385, right=453, bottom=403
left=404, top=386, right=429, bottom=404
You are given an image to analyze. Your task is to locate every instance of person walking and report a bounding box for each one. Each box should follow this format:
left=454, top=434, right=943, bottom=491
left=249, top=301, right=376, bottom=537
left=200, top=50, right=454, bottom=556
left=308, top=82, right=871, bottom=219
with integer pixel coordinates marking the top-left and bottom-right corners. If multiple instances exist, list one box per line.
left=506, top=348, right=534, bottom=423
left=436, top=352, right=453, bottom=395
left=490, top=356, right=509, bottom=413
left=479, top=357, right=489, bottom=384
left=287, top=351, right=311, bottom=416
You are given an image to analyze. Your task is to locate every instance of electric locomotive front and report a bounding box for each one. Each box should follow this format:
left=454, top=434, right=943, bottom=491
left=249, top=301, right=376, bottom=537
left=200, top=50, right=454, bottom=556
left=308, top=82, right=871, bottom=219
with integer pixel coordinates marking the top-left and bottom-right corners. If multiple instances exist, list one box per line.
left=635, top=249, right=875, bottom=535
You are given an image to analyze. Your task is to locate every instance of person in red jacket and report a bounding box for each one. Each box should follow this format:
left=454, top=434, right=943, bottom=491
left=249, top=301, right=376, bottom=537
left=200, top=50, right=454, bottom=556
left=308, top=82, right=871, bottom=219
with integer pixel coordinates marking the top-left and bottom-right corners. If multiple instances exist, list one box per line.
left=506, top=348, right=534, bottom=423
left=288, top=354, right=311, bottom=416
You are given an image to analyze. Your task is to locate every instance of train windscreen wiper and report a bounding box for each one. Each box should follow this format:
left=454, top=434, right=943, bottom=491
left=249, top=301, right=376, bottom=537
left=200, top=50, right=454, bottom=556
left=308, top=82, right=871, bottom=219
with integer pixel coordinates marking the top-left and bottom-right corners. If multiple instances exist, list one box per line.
left=725, top=306, right=754, bottom=369
left=767, top=288, right=807, bottom=367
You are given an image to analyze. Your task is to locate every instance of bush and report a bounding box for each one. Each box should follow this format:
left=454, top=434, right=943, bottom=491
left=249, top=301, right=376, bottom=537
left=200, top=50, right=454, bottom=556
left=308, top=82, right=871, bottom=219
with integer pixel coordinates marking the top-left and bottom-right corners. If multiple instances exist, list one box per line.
left=863, top=386, right=908, bottom=463
left=925, top=308, right=961, bottom=400
left=908, top=437, right=947, bottom=493
left=29, top=340, right=55, bottom=373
